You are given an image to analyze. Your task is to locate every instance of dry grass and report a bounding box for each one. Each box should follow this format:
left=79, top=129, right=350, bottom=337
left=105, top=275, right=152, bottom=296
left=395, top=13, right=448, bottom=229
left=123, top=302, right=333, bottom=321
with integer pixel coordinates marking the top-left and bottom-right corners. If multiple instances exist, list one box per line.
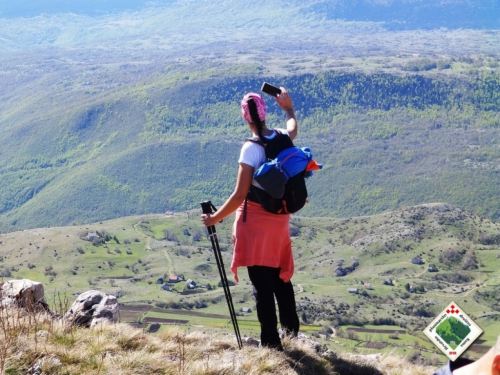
left=338, top=351, right=433, bottom=375
left=0, top=307, right=438, bottom=375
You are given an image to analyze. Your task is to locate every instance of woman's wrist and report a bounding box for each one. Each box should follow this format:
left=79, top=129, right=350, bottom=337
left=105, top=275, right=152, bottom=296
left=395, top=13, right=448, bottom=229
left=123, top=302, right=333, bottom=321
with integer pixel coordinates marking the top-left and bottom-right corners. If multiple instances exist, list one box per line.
left=285, top=108, right=296, bottom=123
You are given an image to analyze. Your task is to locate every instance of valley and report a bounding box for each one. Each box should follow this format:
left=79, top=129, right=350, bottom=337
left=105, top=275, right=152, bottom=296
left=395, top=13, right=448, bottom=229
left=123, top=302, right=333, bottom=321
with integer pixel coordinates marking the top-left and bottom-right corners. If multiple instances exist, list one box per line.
left=1, top=203, right=499, bottom=366
left=0, top=2, right=499, bottom=371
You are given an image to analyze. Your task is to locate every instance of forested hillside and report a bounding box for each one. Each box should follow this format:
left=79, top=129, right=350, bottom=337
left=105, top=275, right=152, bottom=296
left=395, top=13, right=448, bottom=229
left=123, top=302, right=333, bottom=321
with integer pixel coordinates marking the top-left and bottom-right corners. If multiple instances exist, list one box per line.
left=1, top=68, right=499, bottom=231
left=0, top=0, right=499, bottom=232
left=312, top=0, right=500, bottom=30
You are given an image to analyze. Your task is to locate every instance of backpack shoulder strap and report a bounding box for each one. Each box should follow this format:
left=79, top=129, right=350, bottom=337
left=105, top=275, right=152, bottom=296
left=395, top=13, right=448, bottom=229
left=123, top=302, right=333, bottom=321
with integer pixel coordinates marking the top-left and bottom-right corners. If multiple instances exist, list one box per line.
left=243, top=136, right=264, bottom=223
left=245, top=137, right=265, bottom=147
left=264, top=130, right=294, bottom=160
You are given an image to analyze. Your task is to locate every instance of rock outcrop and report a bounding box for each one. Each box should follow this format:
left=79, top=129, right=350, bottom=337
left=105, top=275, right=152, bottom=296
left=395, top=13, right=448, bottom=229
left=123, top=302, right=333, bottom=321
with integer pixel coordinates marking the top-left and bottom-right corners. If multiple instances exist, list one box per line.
left=0, top=279, right=49, bottom=311
left=64, top=290, right=119, bottom=328
left=1, top=279, right=119, bottom=328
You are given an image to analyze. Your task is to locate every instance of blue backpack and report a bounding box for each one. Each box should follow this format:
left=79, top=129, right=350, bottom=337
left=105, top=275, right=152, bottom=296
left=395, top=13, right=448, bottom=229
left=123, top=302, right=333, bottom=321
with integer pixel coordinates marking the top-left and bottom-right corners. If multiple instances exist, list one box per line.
left=245, top=130, right=320, bottom=217
left=253, top=146, right=314, bottom=199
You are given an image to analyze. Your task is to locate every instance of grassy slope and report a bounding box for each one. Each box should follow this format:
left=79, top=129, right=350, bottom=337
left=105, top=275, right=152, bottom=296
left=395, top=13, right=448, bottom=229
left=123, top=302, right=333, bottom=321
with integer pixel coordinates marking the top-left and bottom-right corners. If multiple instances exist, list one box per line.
left=0, top=310, right=436, bottom=375
left=1, top=203, right=499, bottom=365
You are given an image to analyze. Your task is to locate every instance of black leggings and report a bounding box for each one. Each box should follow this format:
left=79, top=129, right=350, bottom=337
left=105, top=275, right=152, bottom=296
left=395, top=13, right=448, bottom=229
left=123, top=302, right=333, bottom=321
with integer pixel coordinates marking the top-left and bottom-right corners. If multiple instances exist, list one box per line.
left=247, top=265, right=300, bottom=349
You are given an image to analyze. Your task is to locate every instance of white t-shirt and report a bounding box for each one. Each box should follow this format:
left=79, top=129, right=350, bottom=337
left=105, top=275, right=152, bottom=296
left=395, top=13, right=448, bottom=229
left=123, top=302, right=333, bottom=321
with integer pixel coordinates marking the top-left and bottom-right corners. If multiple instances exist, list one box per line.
left=239, top=129, right=289, bottom=188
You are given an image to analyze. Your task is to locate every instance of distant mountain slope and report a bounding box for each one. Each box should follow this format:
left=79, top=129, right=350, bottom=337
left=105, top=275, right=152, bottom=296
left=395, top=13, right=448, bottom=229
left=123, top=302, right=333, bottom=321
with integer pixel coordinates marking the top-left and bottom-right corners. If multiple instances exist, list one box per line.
left=0, top=66, right=499, bottom=231
left=2, top=0, right=497, bottom=30
left=0, top=0, right=499, bottom=232
left=311, top=0, right=500, bottom=30
left=0, top=0, right=497, bottom=51
left=0, top=0, right=157, bottom=18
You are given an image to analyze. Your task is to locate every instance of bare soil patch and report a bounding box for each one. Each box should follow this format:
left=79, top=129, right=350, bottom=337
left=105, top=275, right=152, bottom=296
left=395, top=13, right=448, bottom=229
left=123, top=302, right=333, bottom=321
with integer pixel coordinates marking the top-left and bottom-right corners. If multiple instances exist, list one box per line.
left=143, top=317, right=189, bottom=325
left=151, top=307, right=229, bottom=319
left=119, top=304, right=153, bottom=312
left=347, top=328, right=406, bottom=334
left=119, top=311, right=142, bottom=323
left=362, top=342, right=388, bottom=349
left=468, top=344, right=490, bottom=354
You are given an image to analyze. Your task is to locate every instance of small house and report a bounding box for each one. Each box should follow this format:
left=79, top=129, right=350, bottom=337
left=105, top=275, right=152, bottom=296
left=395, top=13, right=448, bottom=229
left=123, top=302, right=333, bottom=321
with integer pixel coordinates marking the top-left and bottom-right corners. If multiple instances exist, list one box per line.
left=364, top=282, right=373, bottom=290
left=383, top=279, right=393, bottom=286
left=348, top=288, right=359, bottom=294
left=169, top=275, right=182, bottom=283
left=411, top=256, right=424, bottom=265
left=241, top=307, right=252, bottom=313
left=87, top=232, right=100, bottom=241
left=186, top=279, right=197, bottom=289
left=428, top=264, right=438, bottom=272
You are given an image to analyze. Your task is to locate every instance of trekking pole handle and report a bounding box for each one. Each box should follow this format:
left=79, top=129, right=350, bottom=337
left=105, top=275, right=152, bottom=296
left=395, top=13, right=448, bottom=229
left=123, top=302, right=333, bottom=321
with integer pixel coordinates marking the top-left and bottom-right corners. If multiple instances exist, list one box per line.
left=200, top=200, right=215, bottom=214
left=200, top=201, right=223, bottom=223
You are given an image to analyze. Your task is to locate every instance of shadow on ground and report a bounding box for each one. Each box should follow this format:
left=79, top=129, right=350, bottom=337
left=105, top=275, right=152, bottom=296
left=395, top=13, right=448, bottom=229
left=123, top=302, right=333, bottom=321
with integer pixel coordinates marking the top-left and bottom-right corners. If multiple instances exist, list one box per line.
left=285, top=347, right=384, bottom=375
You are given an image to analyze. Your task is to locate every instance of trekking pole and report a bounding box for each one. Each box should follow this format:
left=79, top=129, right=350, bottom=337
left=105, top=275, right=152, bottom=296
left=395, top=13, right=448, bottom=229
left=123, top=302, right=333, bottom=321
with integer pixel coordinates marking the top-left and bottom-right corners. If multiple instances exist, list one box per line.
left=200, top=201, right=243, bottom=350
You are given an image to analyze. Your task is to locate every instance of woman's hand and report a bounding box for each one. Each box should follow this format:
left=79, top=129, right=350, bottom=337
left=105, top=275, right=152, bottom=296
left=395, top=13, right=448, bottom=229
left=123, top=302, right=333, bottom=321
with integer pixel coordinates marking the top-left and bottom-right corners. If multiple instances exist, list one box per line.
left=276, top=87, right=293, bottom=110
left=200, top=213, right=218, bottom=227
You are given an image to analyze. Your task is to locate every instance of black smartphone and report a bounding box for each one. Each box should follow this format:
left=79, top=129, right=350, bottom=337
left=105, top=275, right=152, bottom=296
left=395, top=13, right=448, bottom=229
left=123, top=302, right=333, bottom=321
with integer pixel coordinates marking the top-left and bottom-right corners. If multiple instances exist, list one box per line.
left=261, top=82, right=282, bottom=97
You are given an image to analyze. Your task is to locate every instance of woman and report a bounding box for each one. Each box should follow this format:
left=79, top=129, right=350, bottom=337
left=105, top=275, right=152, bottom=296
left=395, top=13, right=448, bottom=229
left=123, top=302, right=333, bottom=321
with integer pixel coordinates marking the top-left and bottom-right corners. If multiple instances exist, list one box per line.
left=200, top=88, right=300, bottom=350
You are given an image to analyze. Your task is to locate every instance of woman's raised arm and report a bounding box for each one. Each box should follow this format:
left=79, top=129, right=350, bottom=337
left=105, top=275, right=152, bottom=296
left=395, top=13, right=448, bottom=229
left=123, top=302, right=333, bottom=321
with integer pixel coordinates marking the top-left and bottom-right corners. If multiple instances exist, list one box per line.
left=276, top=87, right=297, bottom=141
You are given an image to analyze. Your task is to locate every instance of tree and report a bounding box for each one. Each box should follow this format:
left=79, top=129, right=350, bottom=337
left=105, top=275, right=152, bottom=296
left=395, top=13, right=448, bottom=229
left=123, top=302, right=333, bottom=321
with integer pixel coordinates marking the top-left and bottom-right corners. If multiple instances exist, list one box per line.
left=0, top=268, right=12, bottom=277
left=301, top=311, right=308, bottom=324
left=192, top=228, right=203, bottom=242
left=461, top=248, right=478, bottom=270
left=439, top=248, right=462, bottom=265
left=164, top=229, right=178, bottom=242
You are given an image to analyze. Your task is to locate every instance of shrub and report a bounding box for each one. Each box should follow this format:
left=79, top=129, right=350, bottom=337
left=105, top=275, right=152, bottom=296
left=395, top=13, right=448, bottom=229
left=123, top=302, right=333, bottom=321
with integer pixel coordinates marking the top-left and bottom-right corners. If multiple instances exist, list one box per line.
left=461, top=248, right=478, bottom=270
left=439, top=248, right=463, bottom=265
left=433, top=272, right=472, bottom=284
left=0, top=268, right=12, bottom=277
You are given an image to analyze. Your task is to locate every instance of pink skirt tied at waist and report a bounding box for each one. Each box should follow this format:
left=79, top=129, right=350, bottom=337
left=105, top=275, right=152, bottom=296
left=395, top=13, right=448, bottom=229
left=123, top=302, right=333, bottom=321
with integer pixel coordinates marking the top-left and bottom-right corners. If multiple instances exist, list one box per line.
left=231, top=199, right=294, bottom=283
